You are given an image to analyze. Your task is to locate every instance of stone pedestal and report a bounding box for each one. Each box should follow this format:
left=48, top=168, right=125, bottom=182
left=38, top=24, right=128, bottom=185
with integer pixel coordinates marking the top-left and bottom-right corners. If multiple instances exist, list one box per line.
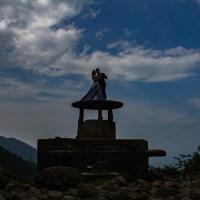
left=74, top=100, right=121, bottom=140
left=38, top=138, right=149, bottom=175
left=37, top=100, right=166, bottom=175
left=77, top=120, right=116, bottom=139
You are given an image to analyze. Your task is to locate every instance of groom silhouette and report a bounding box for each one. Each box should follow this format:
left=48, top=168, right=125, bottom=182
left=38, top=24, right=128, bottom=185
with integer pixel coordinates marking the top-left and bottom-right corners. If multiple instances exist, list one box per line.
left=80, top=68, right=108, bottom=101
left=96, top=68, right=107, bottom=99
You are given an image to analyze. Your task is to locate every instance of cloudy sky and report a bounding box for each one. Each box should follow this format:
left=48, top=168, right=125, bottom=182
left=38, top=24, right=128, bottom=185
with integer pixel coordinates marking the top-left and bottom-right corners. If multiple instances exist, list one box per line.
left=1, top=0, right=200, bottom=166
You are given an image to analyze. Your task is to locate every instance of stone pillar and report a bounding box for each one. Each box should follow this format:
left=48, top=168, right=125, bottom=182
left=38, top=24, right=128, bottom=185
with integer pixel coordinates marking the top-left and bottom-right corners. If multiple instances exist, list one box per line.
left=78, top=109, right=84, bottom=128
left=108, top=109, right=113, bottom=122
left=98, top=109, right=103, bottom=120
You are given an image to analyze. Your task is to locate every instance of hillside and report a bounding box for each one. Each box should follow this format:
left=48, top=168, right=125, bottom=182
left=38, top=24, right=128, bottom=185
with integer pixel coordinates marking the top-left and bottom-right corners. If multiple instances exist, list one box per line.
left=0, top=145, right=36, bottom=179
left=0, top=136, right=37, bottom=162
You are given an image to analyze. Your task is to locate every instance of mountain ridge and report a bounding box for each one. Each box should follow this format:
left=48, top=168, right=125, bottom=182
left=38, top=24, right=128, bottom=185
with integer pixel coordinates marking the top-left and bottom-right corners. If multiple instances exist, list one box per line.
left=0, top=136, right=37, bottom=162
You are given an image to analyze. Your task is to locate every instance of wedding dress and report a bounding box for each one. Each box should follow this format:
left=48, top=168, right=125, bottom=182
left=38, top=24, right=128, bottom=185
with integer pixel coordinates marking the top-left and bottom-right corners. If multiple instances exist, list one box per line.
left=81, top=80, right=106, bottom=101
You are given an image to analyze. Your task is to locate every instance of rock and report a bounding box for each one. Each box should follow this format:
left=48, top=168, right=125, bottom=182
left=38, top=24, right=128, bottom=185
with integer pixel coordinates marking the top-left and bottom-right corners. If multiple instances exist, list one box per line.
left=9, top=190, right=26, bottom=200
left=64, top=188, right=79, bottom=197
left=189, top=188, right=200, bottom=200
left=157, top=184, right=177, bottom=198
left=3, top=182, right=17, bottom=192
left=128, top=192, right=141, bottom=200
left=47, top=191, right=63, bottom=199
left=39, top=194, right=49, bottom=200
left=78, top=183, right=97, bottom=198
left=100, top=182, right=128, bottom=200
left=4, top=185, right=27, bottom=200
left=109, top=176, right=127, bottom=187
left=97, top=197, right=108, bottom=200
left=151, top=180, right=163, bottom=188
left=104, top=190, right=128, bottom=199
left=21, top=183, right=31, bottom=192
left=37, top=167, right=81, bottom=190
left=137, top=179, right=147, bottom=185
left=138, top=191, right=149, bottom=200
left=39, top=186, right=49, bottom=193
left=191, top=180, right=200, bottom=187
left=28, top=198, right=39, bottom=200
left=26, top=186, right=40, bottom=198
left=62, top=196, right=77, bottom=200
left=134, top=179, right=151, bottom=193
left=0, top=195, right=6, bottom=200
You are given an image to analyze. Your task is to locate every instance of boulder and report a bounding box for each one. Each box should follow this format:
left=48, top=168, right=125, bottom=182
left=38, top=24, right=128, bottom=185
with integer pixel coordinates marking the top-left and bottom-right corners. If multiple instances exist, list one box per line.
left=37, top=167, right=81, bottom=190
left=62, top=196, right=77, bottom=200
left=78, top=183, right=97, bottom=198
left=157, top=184, right=177, bottom=198
left=109, top=176, right=127, bottom=187
left=47, top=190, right=63, bottom=199
left=0, top=195, right=6, bottom=200
left=100, top=177, right=128, bottom=200
left=64, top=188, right=79, bottom=197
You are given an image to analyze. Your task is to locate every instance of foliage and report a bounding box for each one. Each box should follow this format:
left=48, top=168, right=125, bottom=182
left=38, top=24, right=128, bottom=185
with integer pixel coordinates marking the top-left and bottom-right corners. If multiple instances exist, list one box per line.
left=149, top=146, right=200, bottom=179
left=174, top=145, right=200, bottom=175
left=148, top=165, right=179, bottom=180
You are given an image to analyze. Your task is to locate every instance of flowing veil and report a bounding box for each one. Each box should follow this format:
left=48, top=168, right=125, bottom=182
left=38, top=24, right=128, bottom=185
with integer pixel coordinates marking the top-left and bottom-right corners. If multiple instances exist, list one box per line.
left=81, top=69, right=107, bottom=101
left=81, top=80, right=106, bottom=101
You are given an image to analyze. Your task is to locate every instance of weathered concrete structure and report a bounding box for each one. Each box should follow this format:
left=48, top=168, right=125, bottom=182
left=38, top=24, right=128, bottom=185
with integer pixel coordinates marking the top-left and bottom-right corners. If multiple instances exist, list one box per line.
left=38, top=99, right=166, bottom=175
left=75, top=100, right=122, bottom=140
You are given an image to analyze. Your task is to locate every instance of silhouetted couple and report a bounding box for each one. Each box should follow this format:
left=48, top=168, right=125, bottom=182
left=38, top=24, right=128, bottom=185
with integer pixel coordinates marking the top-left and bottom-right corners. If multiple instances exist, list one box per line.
left=81, top=68, right=107, bottom=101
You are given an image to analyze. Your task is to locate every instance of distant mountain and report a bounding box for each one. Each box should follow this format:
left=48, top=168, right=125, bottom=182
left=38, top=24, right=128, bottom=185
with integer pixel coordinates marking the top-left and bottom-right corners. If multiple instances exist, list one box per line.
left=0, top=136, right=37, bottom=162
left=0, top=145, right=36, bottom=179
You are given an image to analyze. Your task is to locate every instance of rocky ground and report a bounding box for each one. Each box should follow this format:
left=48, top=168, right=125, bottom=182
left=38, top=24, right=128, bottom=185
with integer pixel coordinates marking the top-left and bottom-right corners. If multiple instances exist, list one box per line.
left=0, top=167, right=200, bottom=200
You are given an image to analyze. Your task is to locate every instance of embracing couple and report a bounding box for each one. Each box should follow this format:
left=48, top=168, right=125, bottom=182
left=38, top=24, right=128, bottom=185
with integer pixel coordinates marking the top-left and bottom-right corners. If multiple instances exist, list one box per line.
left=81, top=68, right=107, bottom=101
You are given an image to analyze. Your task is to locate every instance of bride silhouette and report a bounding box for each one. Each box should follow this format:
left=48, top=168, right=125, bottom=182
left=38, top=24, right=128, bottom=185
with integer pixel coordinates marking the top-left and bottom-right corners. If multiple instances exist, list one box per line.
left=81, top=68, right=107, bottom=101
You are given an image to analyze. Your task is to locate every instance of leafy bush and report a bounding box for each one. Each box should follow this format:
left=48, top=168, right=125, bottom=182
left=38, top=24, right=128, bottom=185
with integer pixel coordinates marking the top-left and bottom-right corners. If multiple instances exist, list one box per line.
left=174, top=145, right=200, bottom=175
left=149, top=145, right=200, bottom=179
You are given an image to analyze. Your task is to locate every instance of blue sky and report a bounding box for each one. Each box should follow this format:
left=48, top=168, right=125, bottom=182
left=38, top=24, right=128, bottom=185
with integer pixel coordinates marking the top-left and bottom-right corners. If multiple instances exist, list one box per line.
left=0, top=0, right=200, bottom=166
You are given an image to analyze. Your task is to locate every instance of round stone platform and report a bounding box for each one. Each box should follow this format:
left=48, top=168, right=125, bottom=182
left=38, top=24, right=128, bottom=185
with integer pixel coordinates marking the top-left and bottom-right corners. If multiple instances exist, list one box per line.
left=72, top=100, right=123, bottom=110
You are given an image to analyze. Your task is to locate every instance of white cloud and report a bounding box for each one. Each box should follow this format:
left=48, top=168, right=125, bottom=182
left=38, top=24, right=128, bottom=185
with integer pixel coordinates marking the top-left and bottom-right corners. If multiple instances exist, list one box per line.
left=81, top=8, right=100, bottom=19
left=0, top=77, right=38, bottom=97
left=0, top=75, right=85, bottom=102
left=50, top=45, right=200, bottom=82
left=107, top=40, right=135, bottom=49
left=0, top=0, right=91, bottom=69
left=1, top=1, right=200, bottom=83
left=0, top=0, right=91, bottom=28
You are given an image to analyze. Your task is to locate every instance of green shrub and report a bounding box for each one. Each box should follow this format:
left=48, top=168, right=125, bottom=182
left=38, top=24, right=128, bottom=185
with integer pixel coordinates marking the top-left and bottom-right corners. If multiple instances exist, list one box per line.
left=174, top=145, right=200, bottom=175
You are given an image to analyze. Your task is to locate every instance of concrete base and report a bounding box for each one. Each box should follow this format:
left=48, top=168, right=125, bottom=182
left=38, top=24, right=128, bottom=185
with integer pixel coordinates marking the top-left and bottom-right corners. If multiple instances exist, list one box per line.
left=77, top=120, right=116, bottom=140
left=38, top=138, right=149, bottom=175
